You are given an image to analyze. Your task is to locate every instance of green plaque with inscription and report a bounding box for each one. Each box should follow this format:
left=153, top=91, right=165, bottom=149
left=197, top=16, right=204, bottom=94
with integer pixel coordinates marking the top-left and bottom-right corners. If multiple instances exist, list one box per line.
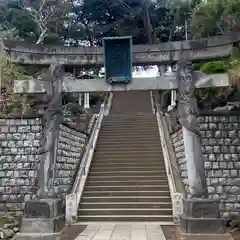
left=103, top=36, right=132, bottom=84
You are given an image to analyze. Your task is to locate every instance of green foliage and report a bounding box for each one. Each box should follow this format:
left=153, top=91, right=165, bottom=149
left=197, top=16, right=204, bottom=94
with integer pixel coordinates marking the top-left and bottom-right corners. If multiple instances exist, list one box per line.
left=6, top=8, right=38, bottom=42
left=200, top=61, right=229, bottom=74
left=191, top=0, right=240, bottom=37
left=0, top=55, right=34, bottom=116
left=62, top=103, right=75, bottom=118
left=0, top=0, right=71, bottom=44
left=191, top=62, right=205, bottom=71
left=62, top=102, right=83, bottom=119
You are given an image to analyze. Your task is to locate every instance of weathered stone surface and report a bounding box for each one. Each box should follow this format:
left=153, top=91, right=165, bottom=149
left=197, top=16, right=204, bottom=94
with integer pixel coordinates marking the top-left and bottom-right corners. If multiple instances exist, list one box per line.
left=0, top=118, right=42, bottom=213
left=54, top=124, right=87, bottom=198
left=3, top=34, right=236, bottom=66
left=170, top=114, right=240, bottom=217
left=0, top=116, right=94, bottom=239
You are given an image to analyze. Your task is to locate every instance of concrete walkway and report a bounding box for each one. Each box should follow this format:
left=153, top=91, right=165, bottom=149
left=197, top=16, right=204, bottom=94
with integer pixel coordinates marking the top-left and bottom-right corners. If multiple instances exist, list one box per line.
left=74, top=223, right=167, bottom=240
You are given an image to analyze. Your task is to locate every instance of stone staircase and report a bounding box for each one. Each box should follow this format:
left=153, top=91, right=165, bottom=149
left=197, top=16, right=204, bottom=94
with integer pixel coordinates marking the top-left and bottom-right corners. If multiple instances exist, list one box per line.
left=77, top=91, right=172, bottom=222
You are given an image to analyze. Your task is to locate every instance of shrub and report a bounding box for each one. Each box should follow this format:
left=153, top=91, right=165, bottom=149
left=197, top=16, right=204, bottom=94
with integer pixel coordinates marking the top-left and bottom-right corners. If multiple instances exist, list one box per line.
left=200, top=61, right=229, bottom=74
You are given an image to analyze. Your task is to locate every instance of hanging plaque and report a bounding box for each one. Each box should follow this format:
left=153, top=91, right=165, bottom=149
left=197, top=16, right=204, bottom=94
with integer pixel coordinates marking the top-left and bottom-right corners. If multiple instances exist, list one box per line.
left=103, top=36, right=132, bottom=84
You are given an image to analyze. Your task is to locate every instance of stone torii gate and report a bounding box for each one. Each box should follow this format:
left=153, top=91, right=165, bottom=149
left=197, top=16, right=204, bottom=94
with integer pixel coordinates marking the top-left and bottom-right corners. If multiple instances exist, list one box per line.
left=9, top=35, right=238, bottom=239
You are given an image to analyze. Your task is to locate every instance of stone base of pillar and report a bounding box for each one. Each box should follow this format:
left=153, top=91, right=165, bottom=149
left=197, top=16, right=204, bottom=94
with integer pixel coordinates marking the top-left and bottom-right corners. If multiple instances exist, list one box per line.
left=179, top=198, right=226, bottom=234
left=14, top=199, right=65, bottom=240
left=176, top=227, right=234, bottom=240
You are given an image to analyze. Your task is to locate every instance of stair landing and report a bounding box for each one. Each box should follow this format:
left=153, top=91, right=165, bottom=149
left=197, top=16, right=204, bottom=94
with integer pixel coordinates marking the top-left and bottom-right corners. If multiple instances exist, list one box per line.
left=72, top=223, right=173, bottom=240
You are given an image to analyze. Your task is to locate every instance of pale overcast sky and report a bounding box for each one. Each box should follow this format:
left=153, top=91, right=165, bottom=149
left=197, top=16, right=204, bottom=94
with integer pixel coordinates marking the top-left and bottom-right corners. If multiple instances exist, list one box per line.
left=132, top=66, right=159, bottom=78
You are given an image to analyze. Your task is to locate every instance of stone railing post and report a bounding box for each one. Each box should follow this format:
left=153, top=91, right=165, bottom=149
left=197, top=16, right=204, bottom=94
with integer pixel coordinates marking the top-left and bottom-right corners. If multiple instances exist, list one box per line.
left=14, top=64, right=65, bottom=240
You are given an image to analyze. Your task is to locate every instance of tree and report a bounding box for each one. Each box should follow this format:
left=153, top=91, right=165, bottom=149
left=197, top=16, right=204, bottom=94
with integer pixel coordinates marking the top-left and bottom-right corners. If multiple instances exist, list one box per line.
left=191, top=0, right=240, bottom=38
left=0, top=0, right=72, bottom=44
left=65, top=0, right=187, bottom=46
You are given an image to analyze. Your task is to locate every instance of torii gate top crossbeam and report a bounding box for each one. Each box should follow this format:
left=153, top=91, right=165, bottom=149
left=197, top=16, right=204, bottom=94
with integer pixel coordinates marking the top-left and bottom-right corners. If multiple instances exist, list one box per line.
left=3, top=33, right=239, bottom=67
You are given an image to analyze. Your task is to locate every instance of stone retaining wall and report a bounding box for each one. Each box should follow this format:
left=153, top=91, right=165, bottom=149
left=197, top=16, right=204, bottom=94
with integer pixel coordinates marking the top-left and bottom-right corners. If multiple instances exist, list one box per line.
left=0, top=118, right=42, bottom=213
left=55, top=124, right=87, bottom=197
left=170, top=114, right=240, bottom=217
left=171, top=128, right=187, bottom=183
left=0, top=117, right=93, bottom=212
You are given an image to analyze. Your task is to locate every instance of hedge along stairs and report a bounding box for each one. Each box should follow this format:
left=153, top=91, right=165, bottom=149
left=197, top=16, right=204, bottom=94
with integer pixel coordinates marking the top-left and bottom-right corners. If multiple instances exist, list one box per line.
left=77, top=91, right=173, bottom=222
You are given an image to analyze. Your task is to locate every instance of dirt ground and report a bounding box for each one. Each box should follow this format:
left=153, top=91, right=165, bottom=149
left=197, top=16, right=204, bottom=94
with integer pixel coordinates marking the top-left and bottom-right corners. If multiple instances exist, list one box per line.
left=161, top=226, right=178, bottom=240
left=60, top=225, right=87, bottom=240
left=231, top=230, right=240, bottom=240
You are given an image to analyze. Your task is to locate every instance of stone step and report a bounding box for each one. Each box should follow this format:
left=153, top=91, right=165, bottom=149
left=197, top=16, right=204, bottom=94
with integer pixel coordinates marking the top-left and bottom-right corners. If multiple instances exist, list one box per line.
left=96, top=142, right=161, bottom=147
left=91, top=160, right=164, bottom=165
left=85, top=180, right=169, bottom=186
left=82, top=190, right=170, bottom=197
left=94, top=145, right=161, bottom=150
left=99, top=131, right=158, bottom=135
left=79, top=202, right=172, bottom=209
left=90, top=166, right=166, bottom=172
left=93, top=158, right=163, bottom=163
left=84, top=185, right=170, bottom=191
left=77, top=215, right=173, bottom=222
left=97, top=138, right=160, bottom=142
left=102, top=122, right=157, bottom=127
left=99, top=132, right=160, bottom=137
left=94, top=147, right=162, bottom=152
left=78, top=208, right=172, bottom=216
left=103, top=115, right=155, bottom=120
left=81, top=196, right=171, bottom=203
left=96, top=139, right=160, bottom=144
left=93, top=152, right=162, bottom=158
left=100, top=126, right=158, bottom=130
left=94, top=149, right=162, bottom=155
left=102, top=121, right=156, bottom=125
left=93, top=153, right=162, bottom=157
left=88, top=170, right=166, bottom=177
left=91, top=162, right=164, bottom=167
left=87, top=175, right=167, bottom=181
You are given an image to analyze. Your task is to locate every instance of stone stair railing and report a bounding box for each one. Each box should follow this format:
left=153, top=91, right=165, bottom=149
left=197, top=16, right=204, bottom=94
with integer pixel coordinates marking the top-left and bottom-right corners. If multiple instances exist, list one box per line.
left=150, top=91, right=186, bottom=223
left=65, top=92, right=113, bottom=224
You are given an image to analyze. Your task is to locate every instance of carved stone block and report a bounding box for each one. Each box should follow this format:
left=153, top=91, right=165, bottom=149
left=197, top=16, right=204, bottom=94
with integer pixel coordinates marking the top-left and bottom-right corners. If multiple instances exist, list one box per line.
left=180, top=198, right=226, bottom=234
left=21, top=215, right=65, bottom=233
left=15, top=199, right=65, bottom=240
left=180, top=216, right=226, bottom=234
left=13, top=233, right=61, bottom=240
left=183, top=198, right=220, bottom=218
left=24, top=199, right=63, bottom=218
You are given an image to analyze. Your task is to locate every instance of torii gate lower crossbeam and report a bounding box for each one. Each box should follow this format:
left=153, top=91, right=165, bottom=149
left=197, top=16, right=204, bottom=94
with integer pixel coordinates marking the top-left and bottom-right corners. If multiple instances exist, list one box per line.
left=14, top=73, right=230, bottom=94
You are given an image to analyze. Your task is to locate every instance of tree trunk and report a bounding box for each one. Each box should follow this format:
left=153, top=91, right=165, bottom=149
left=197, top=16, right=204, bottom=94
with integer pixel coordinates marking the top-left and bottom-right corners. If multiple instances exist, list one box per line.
left=36, top=28, right=47, bottom=44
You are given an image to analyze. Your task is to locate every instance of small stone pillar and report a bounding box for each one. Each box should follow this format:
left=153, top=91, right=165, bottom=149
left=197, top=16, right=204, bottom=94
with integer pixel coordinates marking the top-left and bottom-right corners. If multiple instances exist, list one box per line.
left=171, top=90, right=177, bottom=106
left=84, top=93, right=90, bottom=109
left=167, top=90, right=177, bottom=112
left=78, top=93, right=83, bottom=107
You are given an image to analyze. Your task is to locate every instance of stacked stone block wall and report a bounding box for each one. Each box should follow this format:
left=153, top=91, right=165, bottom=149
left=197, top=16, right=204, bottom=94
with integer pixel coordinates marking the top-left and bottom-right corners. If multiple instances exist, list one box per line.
left=170, top=114, right=240, bottom=217
left=171, top=128, right=187, bottom=183
left=55, top=124, right=87, bottom=197
left=0, top=118, right=42, bottom=213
